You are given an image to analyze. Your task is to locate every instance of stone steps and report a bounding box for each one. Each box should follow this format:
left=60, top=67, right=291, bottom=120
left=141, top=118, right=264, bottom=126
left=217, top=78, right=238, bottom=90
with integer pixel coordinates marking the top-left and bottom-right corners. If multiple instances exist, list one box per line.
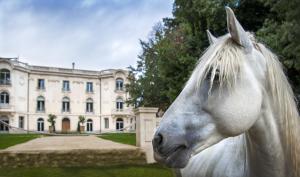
left=0, top=149, right=147, bottom=168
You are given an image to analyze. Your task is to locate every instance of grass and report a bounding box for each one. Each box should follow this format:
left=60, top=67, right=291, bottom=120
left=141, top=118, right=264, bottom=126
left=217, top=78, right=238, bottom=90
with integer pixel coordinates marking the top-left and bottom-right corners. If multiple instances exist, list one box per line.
left=0, top=134, right=40, bottom=149
left=99, top=133, right=136, bottom=146
left=0, top=164, right=174, bottom=177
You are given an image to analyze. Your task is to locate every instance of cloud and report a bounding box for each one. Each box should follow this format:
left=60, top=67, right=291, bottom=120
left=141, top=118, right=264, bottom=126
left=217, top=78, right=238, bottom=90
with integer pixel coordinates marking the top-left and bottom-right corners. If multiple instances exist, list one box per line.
left=0, top=0, right=173, bottom=70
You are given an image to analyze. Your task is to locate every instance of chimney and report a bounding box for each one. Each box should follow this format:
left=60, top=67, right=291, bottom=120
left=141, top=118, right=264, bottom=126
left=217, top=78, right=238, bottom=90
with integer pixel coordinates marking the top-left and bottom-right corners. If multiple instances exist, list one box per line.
left=72, top=62, right=75, bottom=69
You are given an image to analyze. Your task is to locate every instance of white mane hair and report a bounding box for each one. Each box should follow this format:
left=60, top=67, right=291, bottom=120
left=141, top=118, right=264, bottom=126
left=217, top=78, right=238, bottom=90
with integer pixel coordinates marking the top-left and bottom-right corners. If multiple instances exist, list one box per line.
left=189, top=34, right=300, bottom=177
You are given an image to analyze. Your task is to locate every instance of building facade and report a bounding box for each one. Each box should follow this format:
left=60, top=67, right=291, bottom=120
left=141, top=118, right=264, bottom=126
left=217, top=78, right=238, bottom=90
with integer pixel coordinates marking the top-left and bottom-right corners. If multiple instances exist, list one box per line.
left=0, top=57, right=135, bottom=133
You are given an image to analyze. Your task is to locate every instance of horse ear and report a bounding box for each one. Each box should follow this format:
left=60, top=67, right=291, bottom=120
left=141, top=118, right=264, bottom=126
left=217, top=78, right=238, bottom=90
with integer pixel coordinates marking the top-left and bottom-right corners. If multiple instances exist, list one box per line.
left=225, top=7, right=252, bottom=51
left=206, top=30, right=217, bottom=45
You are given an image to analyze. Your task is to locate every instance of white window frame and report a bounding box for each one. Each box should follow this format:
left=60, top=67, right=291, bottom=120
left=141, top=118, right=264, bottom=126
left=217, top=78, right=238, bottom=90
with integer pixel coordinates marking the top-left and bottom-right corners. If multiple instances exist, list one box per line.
left=86, top=82, right=93, bottom=92
left=116, top=78, right=124, bottom=91
left=38, top=79, right=45, bottom=90
left=62, top=80, right=70, bottom=91
left=0, top=92, right=9, bottom=104
left=37, top=96, right=45, bottom=112
left=37, top=118, right=44, bottom=132
left=86, top=119, right=93, bottom=132
left=116, top=98, right=123, bottom=110
left=104, top=118, right=109, bottom=129
left=86, top=98, right=93, bottom=112
left=62, top=97, right=70, bottom=112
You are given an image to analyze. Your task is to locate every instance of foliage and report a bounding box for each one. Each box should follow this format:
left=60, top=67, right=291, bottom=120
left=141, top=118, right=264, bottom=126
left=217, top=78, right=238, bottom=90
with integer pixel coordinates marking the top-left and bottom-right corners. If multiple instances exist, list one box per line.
left=0, top=164, right=174, bottom=177
left=256, top=0, right=300, bottom=102
left=78, top=115, right=86, bottom=126
left=100, top=133, right=136, bottom=146
left=127, top=0, right=297, bottom=111
left=0, top=134, right=39, bottom=149
left=47, top=114, right=57, bottom=132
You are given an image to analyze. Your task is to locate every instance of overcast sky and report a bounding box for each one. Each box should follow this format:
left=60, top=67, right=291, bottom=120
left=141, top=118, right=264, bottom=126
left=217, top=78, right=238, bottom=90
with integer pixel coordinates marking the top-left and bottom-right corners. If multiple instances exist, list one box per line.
left=0, top=0, right=173, bottom=70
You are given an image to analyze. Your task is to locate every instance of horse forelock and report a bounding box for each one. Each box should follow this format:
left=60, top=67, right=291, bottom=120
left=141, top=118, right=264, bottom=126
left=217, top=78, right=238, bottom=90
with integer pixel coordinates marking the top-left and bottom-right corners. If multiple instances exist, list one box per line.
left=191, top=36, right=245, bottom=94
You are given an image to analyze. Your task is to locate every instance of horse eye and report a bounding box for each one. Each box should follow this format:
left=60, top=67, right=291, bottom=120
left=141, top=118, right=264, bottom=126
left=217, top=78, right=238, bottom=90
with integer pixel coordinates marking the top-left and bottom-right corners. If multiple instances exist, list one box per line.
left=206, top=69, right=220, bottom=82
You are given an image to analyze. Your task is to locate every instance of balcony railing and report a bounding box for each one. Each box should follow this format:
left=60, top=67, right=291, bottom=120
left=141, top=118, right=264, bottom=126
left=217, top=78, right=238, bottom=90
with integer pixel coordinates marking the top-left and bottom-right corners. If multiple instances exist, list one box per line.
left=0, top=104, right=14, bottom=112
left=111, top=108, right=133, bottom=115
left=0, top=104, right=10, bottom=109
left=0, top=80, right=11, bottom=85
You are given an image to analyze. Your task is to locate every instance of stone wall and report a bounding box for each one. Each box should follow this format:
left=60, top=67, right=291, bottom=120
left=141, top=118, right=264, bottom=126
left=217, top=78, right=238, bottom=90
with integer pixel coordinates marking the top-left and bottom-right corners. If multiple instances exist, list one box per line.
left=0, top=149, right=146, bottom=168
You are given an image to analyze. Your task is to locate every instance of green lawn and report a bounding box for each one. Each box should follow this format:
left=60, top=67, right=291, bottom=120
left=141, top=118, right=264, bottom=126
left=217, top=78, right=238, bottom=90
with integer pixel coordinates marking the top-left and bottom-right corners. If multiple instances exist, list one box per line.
left=0, top=164, right=174, bottom=177
left=0, top=134, right=40, bottom=149
left=99, top=133, right=136, bottom=146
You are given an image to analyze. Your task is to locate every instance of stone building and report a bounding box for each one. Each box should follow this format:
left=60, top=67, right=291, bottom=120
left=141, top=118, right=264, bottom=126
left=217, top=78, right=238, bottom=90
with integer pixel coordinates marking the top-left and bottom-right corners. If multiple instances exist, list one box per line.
left=0, top=57, right=135, bottom=133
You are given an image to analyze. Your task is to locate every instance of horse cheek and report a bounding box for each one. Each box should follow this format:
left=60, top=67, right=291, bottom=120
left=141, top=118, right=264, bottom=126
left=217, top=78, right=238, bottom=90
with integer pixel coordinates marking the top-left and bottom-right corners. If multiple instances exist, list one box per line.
left=213, top=86, right=262, bottom=136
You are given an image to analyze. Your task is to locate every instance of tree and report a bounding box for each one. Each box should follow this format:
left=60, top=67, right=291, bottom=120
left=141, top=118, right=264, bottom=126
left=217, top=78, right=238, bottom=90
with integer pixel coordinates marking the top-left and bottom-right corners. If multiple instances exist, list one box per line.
left=78, top=115, right=86, bottom=126
left=127, top=0, right=299, bottom=110
left=47, top=114, right=57, bottom=132
left=126, top=23, right=170, bottom=111
left=256, top=0, right=300, bottom=104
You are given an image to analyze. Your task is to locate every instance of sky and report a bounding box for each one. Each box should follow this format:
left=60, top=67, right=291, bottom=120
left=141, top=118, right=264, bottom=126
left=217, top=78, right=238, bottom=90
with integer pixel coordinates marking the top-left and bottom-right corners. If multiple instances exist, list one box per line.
left=0, top=0, right=173, bottom=70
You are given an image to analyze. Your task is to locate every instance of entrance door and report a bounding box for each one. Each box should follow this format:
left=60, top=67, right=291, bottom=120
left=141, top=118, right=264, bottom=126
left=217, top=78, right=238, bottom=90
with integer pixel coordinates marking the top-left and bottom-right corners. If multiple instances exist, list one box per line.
left=62, top=118, right=70, bottom=133
left=0, top=117, right=9, bottom=132
left=116, top=118, right=124, bottom=131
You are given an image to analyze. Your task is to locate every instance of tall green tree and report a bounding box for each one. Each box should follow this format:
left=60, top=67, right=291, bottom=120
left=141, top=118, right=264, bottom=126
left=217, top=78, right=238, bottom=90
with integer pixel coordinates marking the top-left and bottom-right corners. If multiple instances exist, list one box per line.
left=126, top=24, right=170, bottom=110
left=256, top=0, right=300, bottom=101
left=128, top=0, right=299, bottom=110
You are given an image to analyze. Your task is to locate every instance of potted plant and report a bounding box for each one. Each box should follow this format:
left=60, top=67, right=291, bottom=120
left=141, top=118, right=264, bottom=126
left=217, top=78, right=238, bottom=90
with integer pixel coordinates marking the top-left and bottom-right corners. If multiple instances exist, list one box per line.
left=47, top=114, right=57, bottom=133
left=78, top=115, right=86, bottom=133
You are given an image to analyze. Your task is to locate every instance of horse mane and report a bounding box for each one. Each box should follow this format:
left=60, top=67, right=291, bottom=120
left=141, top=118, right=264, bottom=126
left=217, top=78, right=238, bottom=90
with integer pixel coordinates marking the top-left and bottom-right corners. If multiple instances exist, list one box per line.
left=193, top=36, right=244, bottom=92
left=191, top=35, right=299, bottom=177
left=257, top=43, right=300, bottom=177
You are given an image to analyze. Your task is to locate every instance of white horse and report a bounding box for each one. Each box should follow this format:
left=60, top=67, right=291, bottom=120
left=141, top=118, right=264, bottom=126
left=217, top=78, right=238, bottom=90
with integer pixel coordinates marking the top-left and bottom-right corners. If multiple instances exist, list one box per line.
left=153, top=7, right=299, bottom=177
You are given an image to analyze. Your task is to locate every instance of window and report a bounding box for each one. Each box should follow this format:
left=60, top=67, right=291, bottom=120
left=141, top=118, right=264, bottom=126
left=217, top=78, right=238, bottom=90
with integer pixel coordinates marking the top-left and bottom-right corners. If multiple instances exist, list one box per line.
left=37, top=79, right=45, bottom=90
left=104, top=118, right=109, bottom=129
left=86, top=119, right=93, bottom=132
left=19, top=116, right=24, bottom=129
left=86, top=82, right=93, bottom=92
left=0, top=69, right=10, bottom=85
left=116, top=78, right=124, bottom=91
left=116, top=98, right=123, bottom=110
left=0, top=117, right=9, bottom=131
left=62, top=97, right=70, bottom=112
left=37, top=96, right=45, bottom=112
left=62, top=80, right=70, bottom=91
left=116, top=118, right=124, bottom=131
left=37, top=118, right=44, bottom=132
left=86, top=98, right=93, bottom=112
left=0, top=92, right=9, bottom=104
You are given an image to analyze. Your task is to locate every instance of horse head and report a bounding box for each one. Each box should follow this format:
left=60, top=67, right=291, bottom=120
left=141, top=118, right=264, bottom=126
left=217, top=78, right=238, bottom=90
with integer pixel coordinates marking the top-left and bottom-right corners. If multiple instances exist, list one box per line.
left=152, top=7, right=268, bottom=168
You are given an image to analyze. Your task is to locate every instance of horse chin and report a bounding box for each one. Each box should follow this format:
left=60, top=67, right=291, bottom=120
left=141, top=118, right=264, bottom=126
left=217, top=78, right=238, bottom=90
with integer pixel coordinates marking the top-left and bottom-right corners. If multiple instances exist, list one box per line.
left=154, top=147, right=192, bottom=168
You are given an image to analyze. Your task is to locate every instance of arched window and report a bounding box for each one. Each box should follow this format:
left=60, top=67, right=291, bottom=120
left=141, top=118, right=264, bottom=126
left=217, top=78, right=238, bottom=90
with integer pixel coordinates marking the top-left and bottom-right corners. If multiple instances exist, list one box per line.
left=86, top=119, right=93, bottom=132
left=86, top=98, right=93, bottom=112
left=0, top=116, right=9, bottom=131
left=37, top=118, right=44, bottom=132
left=0, top=69, right=10, bottom=85
left=116, top=98, right=123, bottom=110
left=0, top=92, right=9, bottom=104
left=116, top=118, right=124, bottom=131
left=37, top=96, right=45, bottom=112
left=116, top=78, right=124, bottom=91
left=62, top=97, right=70, bottom=112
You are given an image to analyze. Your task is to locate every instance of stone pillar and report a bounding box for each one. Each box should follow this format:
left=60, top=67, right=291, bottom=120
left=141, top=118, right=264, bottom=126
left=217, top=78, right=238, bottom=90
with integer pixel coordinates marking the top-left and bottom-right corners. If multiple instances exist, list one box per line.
left=134, top=107, right=158, bottom=163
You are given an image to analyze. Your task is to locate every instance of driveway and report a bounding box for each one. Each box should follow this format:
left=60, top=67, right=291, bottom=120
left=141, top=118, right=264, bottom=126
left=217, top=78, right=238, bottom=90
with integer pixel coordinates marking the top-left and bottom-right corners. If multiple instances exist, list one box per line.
left=1, top=135, right=137, bottom=152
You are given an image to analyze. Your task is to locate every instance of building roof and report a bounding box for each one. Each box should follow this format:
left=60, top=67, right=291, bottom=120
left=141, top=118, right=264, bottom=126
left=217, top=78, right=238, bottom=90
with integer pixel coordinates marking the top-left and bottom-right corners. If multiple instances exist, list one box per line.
left=0, top=57, right=128, bottom=78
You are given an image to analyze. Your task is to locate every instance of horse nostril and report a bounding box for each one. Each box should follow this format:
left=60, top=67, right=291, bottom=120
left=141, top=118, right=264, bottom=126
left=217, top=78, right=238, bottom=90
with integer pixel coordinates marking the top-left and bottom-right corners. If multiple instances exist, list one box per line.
left=153, top=133, right=163, bottom=147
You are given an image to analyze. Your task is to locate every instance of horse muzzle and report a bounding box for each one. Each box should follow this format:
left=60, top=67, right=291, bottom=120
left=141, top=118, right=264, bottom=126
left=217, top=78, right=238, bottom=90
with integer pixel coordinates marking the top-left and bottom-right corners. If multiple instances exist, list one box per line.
left=152, top=132, right=192, bottom=168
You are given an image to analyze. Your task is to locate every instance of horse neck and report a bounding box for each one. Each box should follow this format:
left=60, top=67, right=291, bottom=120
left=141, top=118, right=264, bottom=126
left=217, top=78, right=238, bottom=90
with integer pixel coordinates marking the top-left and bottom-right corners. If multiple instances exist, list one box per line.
left=245, top=92, right=286, bottom=177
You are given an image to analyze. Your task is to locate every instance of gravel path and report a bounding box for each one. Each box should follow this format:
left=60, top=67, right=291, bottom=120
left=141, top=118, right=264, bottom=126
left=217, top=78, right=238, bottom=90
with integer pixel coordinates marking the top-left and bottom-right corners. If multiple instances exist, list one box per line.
left=1, top=135, right=137, bottom=152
